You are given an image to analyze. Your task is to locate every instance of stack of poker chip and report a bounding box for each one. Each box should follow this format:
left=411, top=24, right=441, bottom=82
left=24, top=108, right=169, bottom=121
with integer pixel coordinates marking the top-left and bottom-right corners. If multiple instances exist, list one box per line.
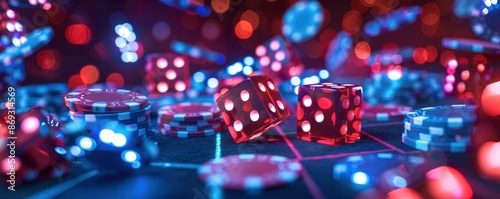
left=64, top=88, right=154, bottom=146
left=402, top=104, right=476, bottom=153
left=364, top=70, right=444, bottom=106
left=157, top=102, right=225, bottom=138
left=14, top=83, right=68, bottom=115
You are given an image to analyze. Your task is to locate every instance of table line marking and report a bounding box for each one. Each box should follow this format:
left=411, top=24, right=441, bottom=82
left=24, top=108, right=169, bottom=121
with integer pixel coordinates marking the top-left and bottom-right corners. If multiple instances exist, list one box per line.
left=360, top=130, right=406, bottom=154
left=275, top=125, right=325, bottom=199
left=26, top=170, right=99, bottom=199
left=149, top=162, right=200, bottom=169
left=275, top=125, right=303, bottom=160
left=301, top=169, right=326, bottom=199
left=299, top=148, right=395, bottom=161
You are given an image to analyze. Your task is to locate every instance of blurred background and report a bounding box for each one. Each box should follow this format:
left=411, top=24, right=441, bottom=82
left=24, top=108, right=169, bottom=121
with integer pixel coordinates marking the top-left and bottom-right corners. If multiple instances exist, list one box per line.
left=18, top=0, right=497, bottom=87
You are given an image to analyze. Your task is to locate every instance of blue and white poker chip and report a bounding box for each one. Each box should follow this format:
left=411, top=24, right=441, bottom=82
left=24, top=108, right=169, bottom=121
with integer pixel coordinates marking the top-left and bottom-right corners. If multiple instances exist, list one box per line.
left=325, top=31, right=352, bottom=72
left=403, top=119, right=473, bottom=136
left=364, top=6, right=421, bottom=37
left=282, top=0, right=324, bottom=43
left=402, top=132, right=472, bottom=153
left=405, top=105, right=476, bottom=129
left=0, top=26, right=54, bottom=66
left=333, top=152, right=425, bottom=191
left=470, top=1, right=500, bottom=43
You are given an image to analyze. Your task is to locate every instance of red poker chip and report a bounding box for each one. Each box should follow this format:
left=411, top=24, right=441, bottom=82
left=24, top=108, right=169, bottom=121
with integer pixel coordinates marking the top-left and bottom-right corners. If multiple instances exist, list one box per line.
left=158, top=102, right=220, bottom=121
left=158, top=116, right=222, bottom=126
left=64, top=88, right=149, bottom=113
left=362, top=104, right=413, bottom=121
left=160, top=126, right=226, bottom=138
left=197, top=154, right=303, bottom=190
left=159, top=122, right=224, bottom=131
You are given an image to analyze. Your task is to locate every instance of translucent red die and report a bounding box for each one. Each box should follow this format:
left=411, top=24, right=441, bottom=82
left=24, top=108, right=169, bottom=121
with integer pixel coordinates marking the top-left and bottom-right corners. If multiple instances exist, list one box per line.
left=144, top=53, right=190, bottom=96
left=255, top=35, right=304, bottom=83
left=297, top=83, right=363, bottom=146
left=216, top=75, right=290, bottom=143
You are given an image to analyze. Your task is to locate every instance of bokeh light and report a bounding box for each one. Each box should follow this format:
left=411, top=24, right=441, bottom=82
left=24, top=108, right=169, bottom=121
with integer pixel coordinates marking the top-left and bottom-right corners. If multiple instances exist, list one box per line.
left=212, top=0, right=230, bottom=13
left=107, top=73, right=124, bottom=88
left=481, top=81, right=500, bottom=117
left=342, top=10, right=362, bottom=35
left=37, top=50, right=61, bottom=70
left=152, top=21, right=170, bottom=41
left=80, top=65, right=100, bottom=84
left=68, top=74, right=84, bottom=89
left=354, top=41, right=371, bottom=60
left=413, top=47, right=428, bottom=64
left=65, top=24, right=92, bottom=45
left=425, top=166, right=473, bottom=199
left=477, top=141, right=500, bottom=181
left=235, top=20, right=253, bottom=39
left=241, top=10, right=260, bottom=30
left=201, top=20, right=221, bottom=41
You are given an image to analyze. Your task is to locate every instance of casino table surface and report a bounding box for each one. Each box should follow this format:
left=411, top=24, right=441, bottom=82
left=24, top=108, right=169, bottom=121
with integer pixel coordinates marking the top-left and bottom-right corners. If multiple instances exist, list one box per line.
left=2, top=92, right=500, bottom=199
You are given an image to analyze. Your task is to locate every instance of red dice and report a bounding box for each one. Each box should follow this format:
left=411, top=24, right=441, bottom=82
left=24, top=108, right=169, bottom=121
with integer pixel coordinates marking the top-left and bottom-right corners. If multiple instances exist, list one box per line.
left=297, top=83, right=363, bottom=146
left=144, top=53, right=190, bottom=96
left=255, top=36, right=304, bottom=83
left=0, top=107, right=70, bottom=185
left=216, top=75, right=290, bottom=143
left=214, top=76, right=245, bottom=103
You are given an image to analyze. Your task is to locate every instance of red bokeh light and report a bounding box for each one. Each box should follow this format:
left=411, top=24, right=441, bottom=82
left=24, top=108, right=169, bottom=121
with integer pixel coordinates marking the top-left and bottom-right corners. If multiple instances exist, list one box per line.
left=425, top=166, right=473, bottom=199
left=65, top=24, right=91, bottom=45
left=107, top=73, right=125, bottom=88
left=79, top=65, right=100, bottom=85
left=37, top=50, right=61, bottom=70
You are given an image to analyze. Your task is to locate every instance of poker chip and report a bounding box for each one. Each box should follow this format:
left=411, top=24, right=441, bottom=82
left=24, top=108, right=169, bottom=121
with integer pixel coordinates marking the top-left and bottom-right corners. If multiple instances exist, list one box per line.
left=405, top=105, right=476, bottom=129
left=157, top=102, right=220, bottom=121
left=332, top=152, right=425, bottom=191
left=366, top=47, right=415, bottom=66
left=0, top=26, right=54, bottom=66
left=282, top=0, right=324, bottom=43
left=404, top=129, right=471, bottom=143
left=8, top=0, right=50, bottom=8
left=158, top=116, right=222, bottom=126
left=362, top=104, right=413, bottom=121
left=170, top=40, right=225, bottom=64
left=470, top=1, right=500, bottom=43
left=69, top=104, right=151, bottom=122
left=364, top=6, right=421, bottom=37
left=403, top=119, right=473, bottom=136
left=159, top=122, right=223, bottom=131
left=160, top=125, right=226, bottom=138
left=325, top=31, right=352, bottom=72
left=71, top=112, right=151, bottom=125
left=197, top=154, right=303, bottom=190
left=64, top=88, right=149, bottom=113
left=402, top=132, right=472, bottom=153
left=364, top=70, right=444, bottom=106
left=453, top=0, right=481, bottom=18
left=441, top=37, right=500, bottom=54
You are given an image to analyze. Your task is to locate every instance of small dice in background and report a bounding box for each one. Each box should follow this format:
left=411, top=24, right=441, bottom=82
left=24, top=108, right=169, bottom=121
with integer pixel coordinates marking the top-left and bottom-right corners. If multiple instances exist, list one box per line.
left=255, top=35, right=304, bottom=83
left=444, top=58, right=492, bottom=99
left=214, top=76, right=245, bottom=103
left=297, top=83, right=363, bottom=146
left=216, top=75, right=290, bottom=143
left=144, top=53, right=190, bottom=96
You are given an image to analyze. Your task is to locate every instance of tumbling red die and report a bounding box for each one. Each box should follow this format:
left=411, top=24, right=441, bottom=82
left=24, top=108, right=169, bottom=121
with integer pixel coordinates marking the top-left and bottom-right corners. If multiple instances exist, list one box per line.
left=214, top=76, right=245, bottom=103
left=255, top=36, right=304, bottom=83
left=144, top=53, right=190, bottom=96
left=216, top=75, right=290, bottom=143
left=0, top=107, right=70, bottom=185
left=297, top=83, right=363, bottom=146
